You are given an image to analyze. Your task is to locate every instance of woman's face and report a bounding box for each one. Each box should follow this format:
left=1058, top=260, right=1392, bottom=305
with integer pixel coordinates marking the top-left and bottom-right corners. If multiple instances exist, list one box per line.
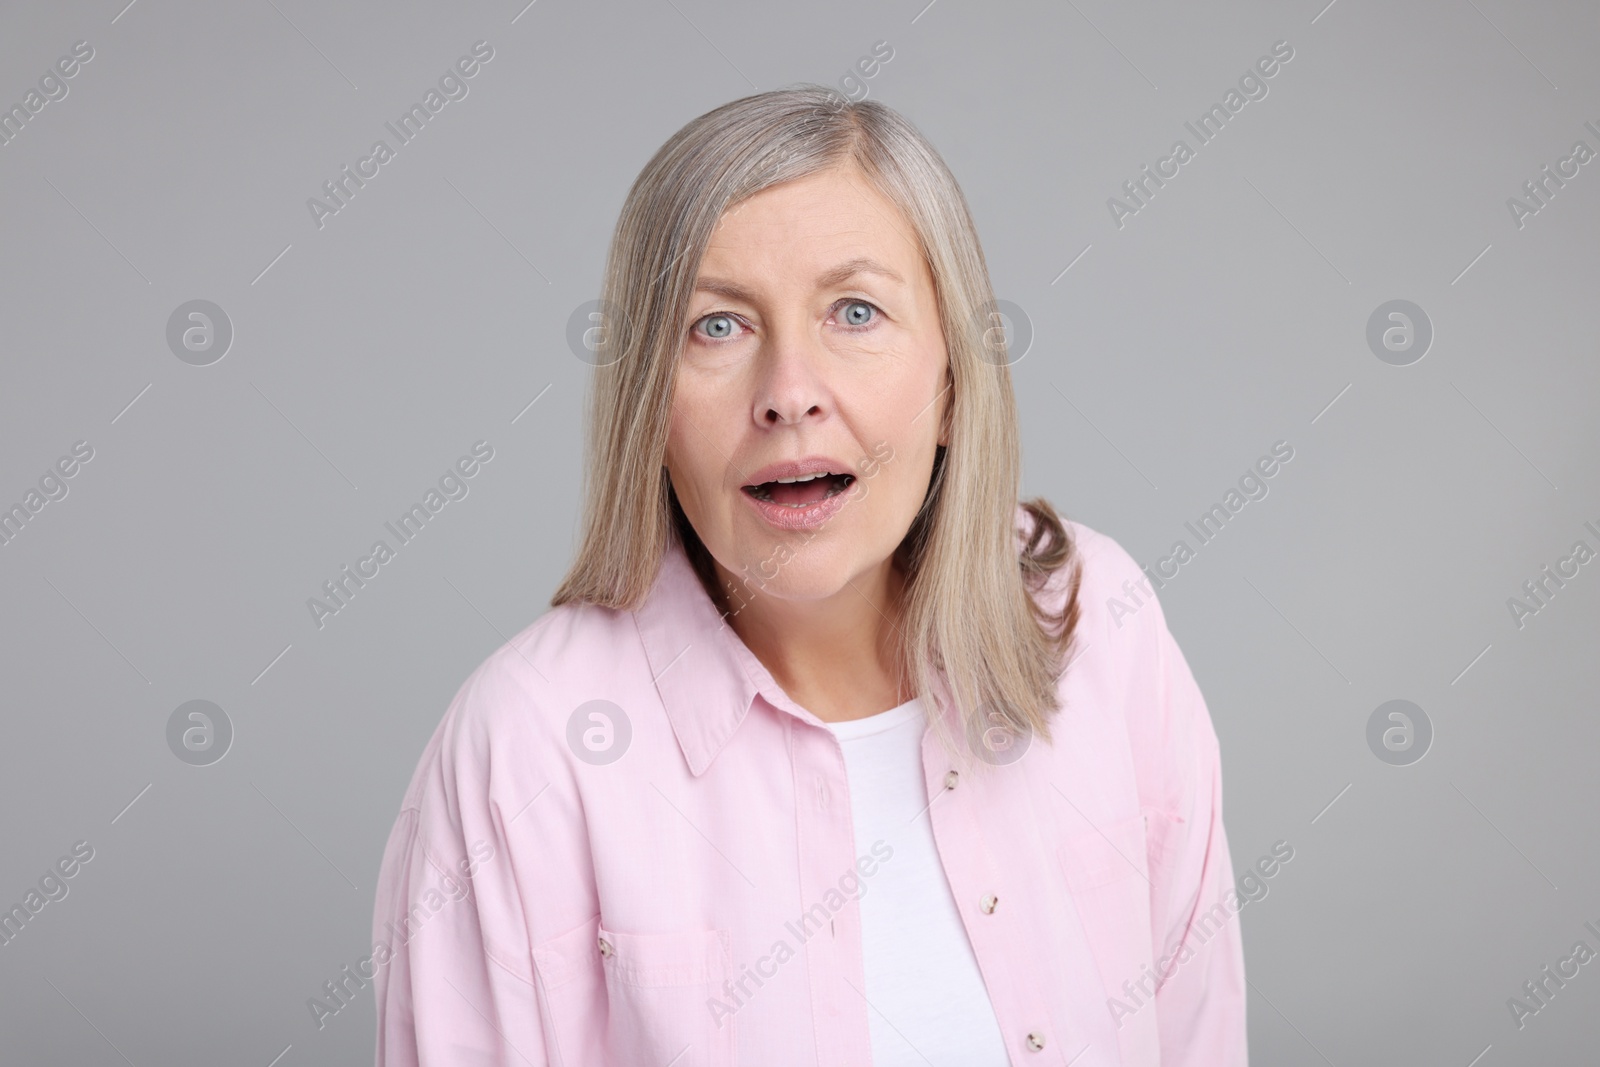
left=664, top=162, right=950, bottom=610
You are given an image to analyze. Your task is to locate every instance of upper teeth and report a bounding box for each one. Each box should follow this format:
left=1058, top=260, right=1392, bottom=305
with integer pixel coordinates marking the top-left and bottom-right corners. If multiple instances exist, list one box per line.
left=774, top=472, right=832, bottom=483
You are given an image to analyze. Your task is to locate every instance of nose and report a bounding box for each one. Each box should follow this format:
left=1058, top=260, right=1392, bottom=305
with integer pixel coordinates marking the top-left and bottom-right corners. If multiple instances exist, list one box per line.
left=751, top=316, right=830, bottom=428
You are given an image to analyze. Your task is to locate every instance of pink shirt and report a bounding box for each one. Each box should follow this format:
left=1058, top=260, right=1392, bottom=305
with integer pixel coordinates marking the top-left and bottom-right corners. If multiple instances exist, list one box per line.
left=371, top=511, right=1247, bottom=1065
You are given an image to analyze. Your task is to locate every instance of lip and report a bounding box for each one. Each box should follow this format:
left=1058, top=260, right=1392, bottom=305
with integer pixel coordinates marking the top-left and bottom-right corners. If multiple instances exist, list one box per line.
left=740, top=455, right=855, bottom=487
left=738, top=454, right=859, bottom=531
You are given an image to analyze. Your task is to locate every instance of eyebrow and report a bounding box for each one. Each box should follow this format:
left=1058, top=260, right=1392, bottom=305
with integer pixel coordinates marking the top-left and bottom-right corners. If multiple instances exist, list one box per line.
left=693, top=256, right=905, bottom=302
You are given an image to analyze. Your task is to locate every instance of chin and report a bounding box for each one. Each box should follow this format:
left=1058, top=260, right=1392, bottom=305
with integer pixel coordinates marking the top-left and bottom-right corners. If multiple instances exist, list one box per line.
left=754, top=566, right=856, bottom=604
left=713, top=538, right=860, bottom=602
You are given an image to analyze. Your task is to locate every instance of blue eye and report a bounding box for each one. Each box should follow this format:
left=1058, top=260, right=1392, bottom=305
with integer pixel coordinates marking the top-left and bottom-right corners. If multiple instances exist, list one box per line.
left=841, top=301, right=874, bottom=327
left=700, top=314, right=735, bottom=339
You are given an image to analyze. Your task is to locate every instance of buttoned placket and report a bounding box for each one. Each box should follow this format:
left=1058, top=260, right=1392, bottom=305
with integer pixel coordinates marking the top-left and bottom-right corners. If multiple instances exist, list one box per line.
left=783, top=705, right=875, bottom=1067
left=920, top=716, right=1069, bottom=1063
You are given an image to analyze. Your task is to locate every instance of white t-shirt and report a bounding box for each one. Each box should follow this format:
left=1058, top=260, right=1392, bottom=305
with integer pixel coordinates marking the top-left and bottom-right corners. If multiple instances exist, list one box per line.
left=825, top=697, right=1011, bottom=1066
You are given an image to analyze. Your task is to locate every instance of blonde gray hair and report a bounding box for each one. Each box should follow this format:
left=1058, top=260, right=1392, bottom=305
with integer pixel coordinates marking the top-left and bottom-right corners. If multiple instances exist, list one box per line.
left=552, top=84, right=1082, bottom=762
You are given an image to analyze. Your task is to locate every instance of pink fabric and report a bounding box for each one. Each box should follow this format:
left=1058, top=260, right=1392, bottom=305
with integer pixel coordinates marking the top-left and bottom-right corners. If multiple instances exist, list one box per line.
left=371, top=510, right=1247, bottom=1065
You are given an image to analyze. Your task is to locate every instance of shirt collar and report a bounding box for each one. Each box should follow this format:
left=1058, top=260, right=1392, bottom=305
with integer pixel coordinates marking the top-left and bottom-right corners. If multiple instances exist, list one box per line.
left=634, top=533, right=826, bottom=776
left=633, top=531, right=972, bottom=776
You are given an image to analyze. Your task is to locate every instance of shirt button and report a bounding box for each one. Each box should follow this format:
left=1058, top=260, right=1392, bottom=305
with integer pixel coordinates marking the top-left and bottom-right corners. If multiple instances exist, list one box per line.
left=597, top=937, right=614, bottom=958
left=980, top=893, right=998, bottom=914
left=1026, top=1031, right=1046, bottom=1051
left=944, top=770, right=959, bottom=790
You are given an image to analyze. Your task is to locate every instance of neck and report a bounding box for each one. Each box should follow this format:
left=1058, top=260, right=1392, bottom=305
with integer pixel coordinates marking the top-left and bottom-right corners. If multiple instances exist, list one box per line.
left=715, top=554, right=910, bottom=724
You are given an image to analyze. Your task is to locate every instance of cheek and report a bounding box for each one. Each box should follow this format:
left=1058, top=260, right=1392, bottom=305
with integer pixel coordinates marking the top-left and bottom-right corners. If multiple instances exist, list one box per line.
left=669, top=369, right=750, bottom=481
left=883, top=436, right=938, bottom=513
left=884, top=347, right=947, bottom=456
left=665, top=422, right=703, bottom=494
left=665, top=412, right=729, bottom=517
left=892, top=330, right=948, bottom=411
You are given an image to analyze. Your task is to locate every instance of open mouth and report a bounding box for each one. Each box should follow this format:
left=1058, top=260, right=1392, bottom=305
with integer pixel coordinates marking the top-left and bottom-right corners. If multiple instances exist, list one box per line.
left=741, top=470, right=856, bottom=508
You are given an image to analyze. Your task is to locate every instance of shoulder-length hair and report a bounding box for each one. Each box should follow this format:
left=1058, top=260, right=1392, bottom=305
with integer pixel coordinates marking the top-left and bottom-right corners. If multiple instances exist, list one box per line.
left=552, top=84, right=1083, bottom=761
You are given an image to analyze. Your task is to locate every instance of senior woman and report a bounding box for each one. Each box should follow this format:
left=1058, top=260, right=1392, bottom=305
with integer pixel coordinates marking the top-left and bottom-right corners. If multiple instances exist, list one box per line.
left=371, top=85, right=1246, bottom=1066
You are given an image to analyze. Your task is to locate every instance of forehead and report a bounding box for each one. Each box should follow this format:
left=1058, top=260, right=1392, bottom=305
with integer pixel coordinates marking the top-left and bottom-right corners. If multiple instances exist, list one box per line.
left=698, top=165, right=924, bottom=279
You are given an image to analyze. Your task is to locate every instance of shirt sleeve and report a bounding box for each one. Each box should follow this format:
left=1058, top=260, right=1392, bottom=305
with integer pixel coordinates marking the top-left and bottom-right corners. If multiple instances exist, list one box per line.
left=371, top=664, right=551, bottom=1067
left=1140, top=611, right=1249, bottom=1066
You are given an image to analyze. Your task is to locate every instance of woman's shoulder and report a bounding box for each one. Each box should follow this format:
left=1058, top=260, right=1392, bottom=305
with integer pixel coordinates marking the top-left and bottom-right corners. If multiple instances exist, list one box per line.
left=394, top=597, right=641, bottom=811
left=1020, top=510, right=1215, bottom=798
left=1017, top=504, right=1162, bottom=639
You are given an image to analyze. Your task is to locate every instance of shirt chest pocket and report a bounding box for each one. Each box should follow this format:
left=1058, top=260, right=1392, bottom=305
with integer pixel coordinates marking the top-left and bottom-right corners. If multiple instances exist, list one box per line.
left=598, top=925, right=736, bottom=1067
left=1058, top=814, right=1159, bottom=1027
left=532, top=919, right=736, bottom=1067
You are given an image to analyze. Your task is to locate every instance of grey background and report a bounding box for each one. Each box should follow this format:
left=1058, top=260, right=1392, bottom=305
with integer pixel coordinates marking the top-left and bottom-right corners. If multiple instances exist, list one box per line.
left=1, top=0, right=1596, bottom=1063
